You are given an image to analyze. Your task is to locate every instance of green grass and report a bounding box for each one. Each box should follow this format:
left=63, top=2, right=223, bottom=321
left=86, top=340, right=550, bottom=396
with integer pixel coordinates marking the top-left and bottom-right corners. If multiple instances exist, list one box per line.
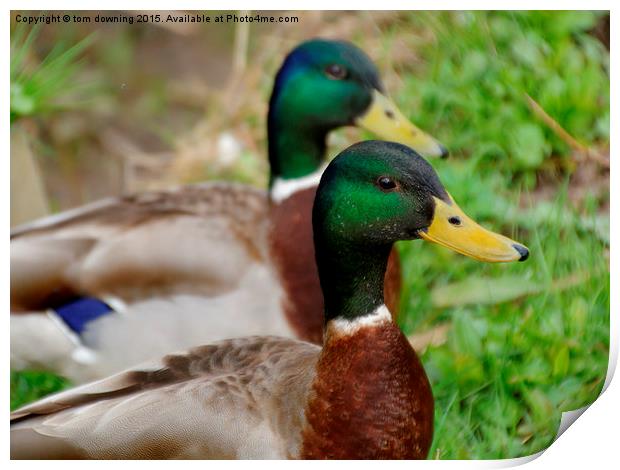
left=396, top=167, right=609, bottom=458
left=11, top=370, right=72, bottom=410
left=10, top=10, right=609, bottom=460
left=397, top=11, right=609, bottom=184
left=390, top=11, right=609, bottom=458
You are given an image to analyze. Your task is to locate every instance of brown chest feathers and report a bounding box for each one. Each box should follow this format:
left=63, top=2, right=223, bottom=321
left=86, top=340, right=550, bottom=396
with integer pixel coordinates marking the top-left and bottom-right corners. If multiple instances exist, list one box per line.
left=301, top=321, right=434, bottom=459
left=268, top=187, right=402, bottom=344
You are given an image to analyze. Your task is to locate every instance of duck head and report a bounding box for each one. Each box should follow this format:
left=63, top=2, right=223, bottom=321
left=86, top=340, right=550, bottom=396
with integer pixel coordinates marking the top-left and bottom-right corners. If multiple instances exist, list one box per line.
left=268, top=39, right=447, bottom=182
left=313, top=141, right=529, bottom=321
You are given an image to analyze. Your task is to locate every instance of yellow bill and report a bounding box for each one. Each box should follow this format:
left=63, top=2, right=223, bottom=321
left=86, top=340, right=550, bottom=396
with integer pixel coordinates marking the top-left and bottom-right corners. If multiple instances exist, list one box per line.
left=355, top=89, right=448, bottom=159
left=419, top=195, right=529, bottom=263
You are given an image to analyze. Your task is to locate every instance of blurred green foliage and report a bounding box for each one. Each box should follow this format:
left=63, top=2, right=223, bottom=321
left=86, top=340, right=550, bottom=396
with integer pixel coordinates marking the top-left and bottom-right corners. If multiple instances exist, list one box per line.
left=11, top=370, right=72, bottom=410
left=400, top=11, right=609, bottom=184
left=10, top=22, right=96, bottom=122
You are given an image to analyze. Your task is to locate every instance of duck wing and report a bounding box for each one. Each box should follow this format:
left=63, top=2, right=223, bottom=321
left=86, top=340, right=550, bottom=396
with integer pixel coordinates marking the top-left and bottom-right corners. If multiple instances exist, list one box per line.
left=11, top=182, right=270, bottom=310
left=11, top=336, right=320, bottom=459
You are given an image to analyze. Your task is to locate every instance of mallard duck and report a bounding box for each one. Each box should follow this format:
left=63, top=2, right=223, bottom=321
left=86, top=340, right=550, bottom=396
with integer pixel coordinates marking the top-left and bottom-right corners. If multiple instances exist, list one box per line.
left=11, top=39, right=447, bottom=383
left=10, top=141, right=529, bottom=459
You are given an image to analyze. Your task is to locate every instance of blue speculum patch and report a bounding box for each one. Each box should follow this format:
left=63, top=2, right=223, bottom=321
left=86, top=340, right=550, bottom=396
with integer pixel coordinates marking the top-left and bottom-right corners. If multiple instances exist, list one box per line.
left=54, top=297, right=113, bottom=334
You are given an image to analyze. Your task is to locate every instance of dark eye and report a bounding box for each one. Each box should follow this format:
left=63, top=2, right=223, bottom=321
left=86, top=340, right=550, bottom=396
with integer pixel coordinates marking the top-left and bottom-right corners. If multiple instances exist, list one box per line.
left=325, top=64, right=348, bottom=80
left=376, top=176, right=398, bottom=191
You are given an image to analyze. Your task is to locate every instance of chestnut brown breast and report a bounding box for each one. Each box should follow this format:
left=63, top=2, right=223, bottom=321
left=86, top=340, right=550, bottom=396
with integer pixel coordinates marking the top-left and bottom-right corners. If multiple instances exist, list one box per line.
left=268, top=187, right=402, bottom=344
left=300, top=321, right=434, bottom=459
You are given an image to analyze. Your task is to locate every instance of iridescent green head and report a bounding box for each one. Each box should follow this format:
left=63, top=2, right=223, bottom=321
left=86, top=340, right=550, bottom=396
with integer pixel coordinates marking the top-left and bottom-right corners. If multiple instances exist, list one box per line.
left=268, top=39, right=447, bottom=183
left=313, top=141, right=529, bottom=321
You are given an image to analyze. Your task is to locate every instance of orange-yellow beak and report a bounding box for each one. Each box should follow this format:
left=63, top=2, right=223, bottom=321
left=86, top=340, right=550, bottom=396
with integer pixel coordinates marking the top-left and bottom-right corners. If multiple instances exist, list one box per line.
left=419, top=195, right=529, bottom=263
left=356, top=90, right=448, bottom=159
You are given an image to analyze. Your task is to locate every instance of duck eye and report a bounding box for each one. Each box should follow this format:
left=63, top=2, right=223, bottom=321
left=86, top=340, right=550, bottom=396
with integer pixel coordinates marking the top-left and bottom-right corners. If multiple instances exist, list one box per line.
left=376, top=176, right=398, bottom=191
left=325, top=64, right=348, bottom=80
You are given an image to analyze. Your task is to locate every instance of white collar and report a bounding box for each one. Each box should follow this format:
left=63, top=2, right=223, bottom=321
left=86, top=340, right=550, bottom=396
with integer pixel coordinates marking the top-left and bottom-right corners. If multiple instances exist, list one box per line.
left=269, top=164, right=328, bottom=204
left=328, top=304, right=392, bottom=336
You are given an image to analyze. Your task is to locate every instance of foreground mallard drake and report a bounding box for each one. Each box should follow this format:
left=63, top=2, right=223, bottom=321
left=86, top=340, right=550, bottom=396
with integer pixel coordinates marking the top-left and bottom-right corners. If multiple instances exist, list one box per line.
left=11, top=39, right=447, bottom=383
left=10, top=141, right=528, bottom=459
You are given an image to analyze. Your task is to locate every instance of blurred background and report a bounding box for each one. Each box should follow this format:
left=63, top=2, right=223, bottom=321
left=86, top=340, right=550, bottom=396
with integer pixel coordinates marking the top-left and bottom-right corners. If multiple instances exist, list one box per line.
left=10, top=10, right=610, bottom=459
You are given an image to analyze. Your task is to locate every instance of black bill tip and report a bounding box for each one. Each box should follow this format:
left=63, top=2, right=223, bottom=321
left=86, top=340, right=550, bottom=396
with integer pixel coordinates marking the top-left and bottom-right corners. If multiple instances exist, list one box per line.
left=439, top=144, right=449, bottom=159
left=513, top=244, right=530, bottom=262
